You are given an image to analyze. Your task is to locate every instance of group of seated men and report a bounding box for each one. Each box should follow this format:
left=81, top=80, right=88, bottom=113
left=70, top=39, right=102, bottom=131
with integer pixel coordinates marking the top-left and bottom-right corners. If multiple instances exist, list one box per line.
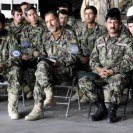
left=0, top=1, right=133, bottom=123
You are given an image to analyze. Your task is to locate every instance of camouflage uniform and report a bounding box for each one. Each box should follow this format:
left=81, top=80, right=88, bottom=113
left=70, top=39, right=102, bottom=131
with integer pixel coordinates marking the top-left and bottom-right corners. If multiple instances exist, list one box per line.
left=20, top=21, right=46, bottom=50
left=63, top=24, right=82, bottom=43
left=77, top=23, right=107, bottom=71
left=80, top=23, right=107, bottom=57
left=79, top=33, right=133, bottom=104
left=71, top=23, right=107, bottom=103
left=120, top=23, right=131, bottom=36
left=0, top=29, right=21, bottom=94
left=33, top=28, right=81, bottom=104
left=20, top=21, right=47, bottom=96
left=20, top=20, right=47, bottom=68
left=67, top=16, right=79, bottom=30
left=7, top=21, right=28, bottom=43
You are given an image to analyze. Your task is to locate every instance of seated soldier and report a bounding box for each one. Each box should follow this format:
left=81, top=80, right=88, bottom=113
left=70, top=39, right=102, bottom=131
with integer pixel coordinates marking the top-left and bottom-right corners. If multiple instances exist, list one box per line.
left=71, top=6, right=107, bottom=103
left=57, top=9, right=81, bottom=42
left=78, top=8, right=133, bottom=123
left=0, top=13, right=22, bottom=120
left=57, top=2, right=79, bottom=30
left=20, top=6, right=47, bottom=99
left=24, top=11, right=81, bottom=121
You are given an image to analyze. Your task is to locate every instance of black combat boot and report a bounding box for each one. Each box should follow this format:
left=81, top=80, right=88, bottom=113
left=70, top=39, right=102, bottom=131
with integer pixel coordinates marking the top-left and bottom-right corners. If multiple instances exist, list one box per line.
left=91, top=100, right=108, bottom=121
left=106, top=103, right=119, bottom=123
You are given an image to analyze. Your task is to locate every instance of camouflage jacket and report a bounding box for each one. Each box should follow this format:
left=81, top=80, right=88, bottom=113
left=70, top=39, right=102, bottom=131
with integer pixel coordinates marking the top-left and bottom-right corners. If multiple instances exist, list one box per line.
left=120, top=23, right=131, bottom=36
left=7, top=21, right=28, bottom=43
left=63, top=24, right=81, bottom=40
left=42, top=28, right=81, bottom=67
left=90, top=33, right=133, bottom=74
left=67, top=16, right=79, bottom=30
left=0, top=29, right=20, bottom=67
left=79, top=23, right=107, bottom=57
left=20, top=21, right=46, bottom=57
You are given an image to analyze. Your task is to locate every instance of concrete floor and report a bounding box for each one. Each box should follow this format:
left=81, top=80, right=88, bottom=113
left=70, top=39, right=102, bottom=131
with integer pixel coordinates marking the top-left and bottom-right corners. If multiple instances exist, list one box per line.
left=0, top=97, right=133, bottom=133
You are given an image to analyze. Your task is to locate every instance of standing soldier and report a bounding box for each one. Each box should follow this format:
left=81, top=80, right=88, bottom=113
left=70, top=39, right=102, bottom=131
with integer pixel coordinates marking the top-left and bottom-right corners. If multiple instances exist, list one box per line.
left=80, top=0, right=108, bottom=25
left=71, top=6, right=107, bottom=103
left=78, top=8, right=133, bottom=123
left=24, top=11, right=81, bottom=121
left=0, top=13, right=22, bottom=120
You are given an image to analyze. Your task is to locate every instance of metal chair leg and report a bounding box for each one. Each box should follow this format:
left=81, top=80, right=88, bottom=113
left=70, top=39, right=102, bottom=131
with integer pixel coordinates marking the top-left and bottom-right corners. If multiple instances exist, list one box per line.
left=88, top=102, right=93, bottom=118
left=21, top=86, right=26, bottom=106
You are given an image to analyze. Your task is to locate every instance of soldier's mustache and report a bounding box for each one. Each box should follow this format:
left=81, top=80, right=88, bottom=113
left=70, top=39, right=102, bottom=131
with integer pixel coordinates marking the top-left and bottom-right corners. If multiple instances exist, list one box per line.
left=110, top=27, right=115, bottom=29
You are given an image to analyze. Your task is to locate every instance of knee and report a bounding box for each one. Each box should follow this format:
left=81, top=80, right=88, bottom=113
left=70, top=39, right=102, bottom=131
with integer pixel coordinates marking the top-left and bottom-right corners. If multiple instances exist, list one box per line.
left=37, top=61, right=50, bottom=70
left=8, top=66, right=21, bottom=76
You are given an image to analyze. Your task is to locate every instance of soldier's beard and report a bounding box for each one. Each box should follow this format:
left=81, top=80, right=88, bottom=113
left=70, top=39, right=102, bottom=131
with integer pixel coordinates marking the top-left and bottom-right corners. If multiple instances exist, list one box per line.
left=49, top=22, right=60, bottom=33
left=49, top=26, right=56, bottom=33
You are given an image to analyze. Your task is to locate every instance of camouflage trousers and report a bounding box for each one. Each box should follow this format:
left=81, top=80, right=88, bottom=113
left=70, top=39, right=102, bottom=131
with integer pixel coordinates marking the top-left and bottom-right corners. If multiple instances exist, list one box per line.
left=7, top=65, right=23, bottom=95
left=7, top=60, right=37, bottom=95
left=78, top=73, right=129, bottom=104
left=34, top=61, right=74, bottom=104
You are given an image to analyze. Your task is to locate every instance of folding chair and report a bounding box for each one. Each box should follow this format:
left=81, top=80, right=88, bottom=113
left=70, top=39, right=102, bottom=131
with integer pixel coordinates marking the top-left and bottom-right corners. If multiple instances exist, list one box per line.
left=54, top=73, right=81, bottom=117
left=0, top=81, right=26, bottom=106
left=88, top=73, right=132, bottom=120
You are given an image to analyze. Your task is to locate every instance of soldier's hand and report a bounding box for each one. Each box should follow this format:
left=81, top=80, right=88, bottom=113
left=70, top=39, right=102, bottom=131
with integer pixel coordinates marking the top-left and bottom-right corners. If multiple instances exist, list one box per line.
left=80, top=57, right=89, bottom=64
left=33, top=50, right=40, bottom=58
left=22, top=54, right=32, bottom=61
left=96, top=67, right=108, bottom=78
left=0, top=64, right=3, bottom=73
left=105, top=69, right=113, bottom=77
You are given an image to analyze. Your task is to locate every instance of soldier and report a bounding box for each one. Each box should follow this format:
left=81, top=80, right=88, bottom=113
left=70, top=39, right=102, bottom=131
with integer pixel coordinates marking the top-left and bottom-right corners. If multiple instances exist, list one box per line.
left=78, top=8, right=133, bottom=123
left=80, top=0, right=108, bottom=25
left=20, top=2, right=31, bottom=23
left=57, top=2, right=79, bottom=30
left=57, top=9, right=82, bottom=42
left=58, top=9, right=71, bottom=29
left=7, top=6, right=28, bottom=44
left=71, top=6, right=107, bottom=103
left=0, top=13, right=22, bottom=120
left=24, top=11, right=81, bottom=121
left=20, top=6, right=47, bottom=99
left=127, top=16, right=133, bottom=36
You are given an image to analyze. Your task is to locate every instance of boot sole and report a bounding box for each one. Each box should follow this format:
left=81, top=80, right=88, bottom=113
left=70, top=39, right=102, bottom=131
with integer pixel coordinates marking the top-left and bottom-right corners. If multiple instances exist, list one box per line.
left=25, top=115, right=44, bottom=121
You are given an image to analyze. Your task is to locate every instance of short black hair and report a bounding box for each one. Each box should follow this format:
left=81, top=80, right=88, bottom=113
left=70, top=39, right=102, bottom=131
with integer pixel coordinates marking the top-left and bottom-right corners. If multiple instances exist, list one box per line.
left=44, top=11, right=58, bottom=20
left=11, top=6, right=22, bottom=15
left=105, top=8, right=121, bottom=21
left=0, top=13, right=6, bottom=24
left=84, top=6, right=97, bottom=15
left=58, top=9, right=69, bottom=16
left=20, top=2, right=30, bottom=7
left=25, top=6, right=37, bottom=16
left=127, top=16, right=133, bottom=24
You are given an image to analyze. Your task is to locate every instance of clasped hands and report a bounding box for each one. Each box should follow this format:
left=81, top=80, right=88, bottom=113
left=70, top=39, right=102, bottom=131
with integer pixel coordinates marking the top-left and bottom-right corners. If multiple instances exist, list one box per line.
left=96, top=67, right=113, bottom=78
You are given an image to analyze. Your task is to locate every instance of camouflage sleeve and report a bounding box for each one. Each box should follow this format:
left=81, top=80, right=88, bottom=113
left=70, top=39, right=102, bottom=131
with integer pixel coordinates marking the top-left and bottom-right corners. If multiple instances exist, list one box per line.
left=111, top=40, right=133, bottom=74
left=59, top=35, right=82, bottom=67
left=20, top=26, right=46, bottom=57
left=0, top=35, right=21, bottom=67
left=89, top=43, right=101, bottom=72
